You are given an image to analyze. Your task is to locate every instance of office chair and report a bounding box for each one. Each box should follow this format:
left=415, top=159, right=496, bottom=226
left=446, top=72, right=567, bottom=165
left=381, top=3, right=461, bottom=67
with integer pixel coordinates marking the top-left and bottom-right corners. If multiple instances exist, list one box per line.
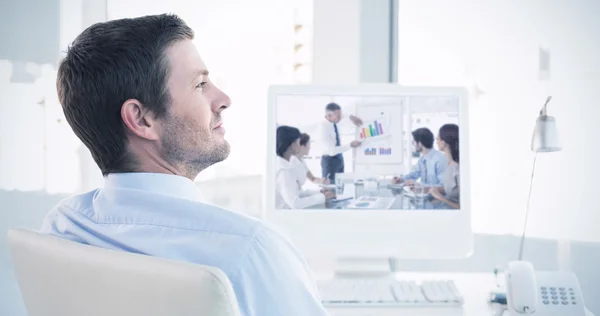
left=7, top=228, right=240, bottom=316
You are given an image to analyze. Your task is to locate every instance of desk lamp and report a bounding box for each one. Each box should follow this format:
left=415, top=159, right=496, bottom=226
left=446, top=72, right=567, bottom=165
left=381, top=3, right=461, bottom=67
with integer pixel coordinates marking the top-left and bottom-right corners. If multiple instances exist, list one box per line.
left=517, top=96, right=562, bottom=261
left=490, top=96, right=563, bottom=310
left=530, top=96, right=562, bottom=153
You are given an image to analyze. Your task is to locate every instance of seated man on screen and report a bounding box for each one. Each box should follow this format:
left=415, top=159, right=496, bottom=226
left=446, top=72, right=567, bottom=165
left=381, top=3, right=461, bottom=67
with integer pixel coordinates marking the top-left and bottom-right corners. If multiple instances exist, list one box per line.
left=39, top=14, right=329, bottom=316
left=392, top=127, right=446, bottom=189
left=318, top=102, right=363, bottom=183
left=291, top=133, right=329, bottom=188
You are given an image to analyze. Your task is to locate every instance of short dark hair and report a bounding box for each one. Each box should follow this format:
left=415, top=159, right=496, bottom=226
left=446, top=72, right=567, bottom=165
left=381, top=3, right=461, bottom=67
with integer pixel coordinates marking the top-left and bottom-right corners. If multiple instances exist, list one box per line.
left=276, top=126, right=301, bottom=157
left=56, top=14, right=194, bottom=176
left=325, top=102, right=341, bottom=112
left=411, top=128, right=434, bottom=149
left=299, top=133, right=310, bottom=146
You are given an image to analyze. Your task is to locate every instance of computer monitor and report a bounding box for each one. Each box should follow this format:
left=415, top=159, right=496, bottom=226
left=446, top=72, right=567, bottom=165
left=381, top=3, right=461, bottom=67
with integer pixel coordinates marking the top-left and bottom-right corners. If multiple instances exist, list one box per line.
left=265, top=84, right=472, bottom=259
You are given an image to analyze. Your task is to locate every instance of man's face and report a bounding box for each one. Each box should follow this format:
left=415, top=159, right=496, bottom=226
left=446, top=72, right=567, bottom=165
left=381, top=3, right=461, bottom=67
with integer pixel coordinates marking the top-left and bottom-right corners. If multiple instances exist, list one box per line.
left=158, top=39, right=231, bottom=176
left=412, top=139, right=423, bottom=155
left=326, top=109, right=342, bottom=123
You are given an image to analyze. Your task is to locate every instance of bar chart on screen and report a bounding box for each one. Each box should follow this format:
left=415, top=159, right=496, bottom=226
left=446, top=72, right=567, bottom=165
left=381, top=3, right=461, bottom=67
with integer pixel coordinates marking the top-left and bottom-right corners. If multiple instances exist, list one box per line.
left=359, top=119, right=386, bottom=139
left=363, top=147, right=392, bottom=156
left=378, top=148, right=392, bottom=155
left=358, top=120, right=392, bottom=144
left=355, top=104, right=404, bottom=165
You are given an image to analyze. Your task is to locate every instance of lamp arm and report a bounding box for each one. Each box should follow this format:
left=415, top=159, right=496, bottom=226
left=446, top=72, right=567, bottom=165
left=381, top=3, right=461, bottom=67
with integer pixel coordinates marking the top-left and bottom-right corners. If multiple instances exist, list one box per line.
left=540, top=96, right=552, bottom=116
left=518, top=152, right=538, bottom=261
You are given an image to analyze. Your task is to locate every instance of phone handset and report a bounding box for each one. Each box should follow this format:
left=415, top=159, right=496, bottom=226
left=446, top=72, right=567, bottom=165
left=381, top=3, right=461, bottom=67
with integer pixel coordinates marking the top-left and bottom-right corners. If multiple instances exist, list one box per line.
left=506, top=260, right=538, bottom=314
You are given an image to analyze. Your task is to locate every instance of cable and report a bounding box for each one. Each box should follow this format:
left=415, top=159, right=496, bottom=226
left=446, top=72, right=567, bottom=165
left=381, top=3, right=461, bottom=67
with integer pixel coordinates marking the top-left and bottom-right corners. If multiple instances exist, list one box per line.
left=518, top=152, right=538, bottom=261
left=493, top=266, right=503, bottom=288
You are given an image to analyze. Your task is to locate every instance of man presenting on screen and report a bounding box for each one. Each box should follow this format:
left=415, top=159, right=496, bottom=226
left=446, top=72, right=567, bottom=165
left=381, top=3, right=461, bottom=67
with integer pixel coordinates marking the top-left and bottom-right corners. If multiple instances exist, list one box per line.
left=318, top=102, right=363, bottom=183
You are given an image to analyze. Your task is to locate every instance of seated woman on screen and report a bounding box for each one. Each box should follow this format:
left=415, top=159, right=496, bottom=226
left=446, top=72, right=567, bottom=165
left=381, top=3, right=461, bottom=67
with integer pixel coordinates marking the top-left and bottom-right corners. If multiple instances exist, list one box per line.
left=291, top=133, right=330, bottom=188
left=276, top=126, right=334, bottom=209
left=430, top=124, right=460, bottom=209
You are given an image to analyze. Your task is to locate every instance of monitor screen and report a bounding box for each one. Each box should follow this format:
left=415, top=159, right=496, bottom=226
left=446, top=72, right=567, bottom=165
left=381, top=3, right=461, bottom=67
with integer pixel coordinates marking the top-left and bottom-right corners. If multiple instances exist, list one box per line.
left=273, top=92, right=461, bottom=211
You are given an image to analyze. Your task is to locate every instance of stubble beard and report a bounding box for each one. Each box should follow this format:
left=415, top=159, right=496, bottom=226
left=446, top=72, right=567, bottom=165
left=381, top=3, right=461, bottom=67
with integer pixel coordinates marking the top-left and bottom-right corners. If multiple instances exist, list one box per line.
left=162, top=114, right=230, bottom=179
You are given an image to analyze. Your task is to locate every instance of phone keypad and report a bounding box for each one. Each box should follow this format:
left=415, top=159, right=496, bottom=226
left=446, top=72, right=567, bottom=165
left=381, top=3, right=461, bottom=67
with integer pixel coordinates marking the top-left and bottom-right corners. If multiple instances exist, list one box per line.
left=540, top=285, right=577, bottom=306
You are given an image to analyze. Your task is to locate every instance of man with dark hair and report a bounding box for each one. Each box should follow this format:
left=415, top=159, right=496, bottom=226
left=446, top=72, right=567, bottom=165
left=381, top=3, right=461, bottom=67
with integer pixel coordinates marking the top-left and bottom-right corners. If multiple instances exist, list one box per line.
left=318, top=102, right=363, bottom=182
left=393, top=127, right=446, bottom=187
left=40, top=14, right=328, bottom=316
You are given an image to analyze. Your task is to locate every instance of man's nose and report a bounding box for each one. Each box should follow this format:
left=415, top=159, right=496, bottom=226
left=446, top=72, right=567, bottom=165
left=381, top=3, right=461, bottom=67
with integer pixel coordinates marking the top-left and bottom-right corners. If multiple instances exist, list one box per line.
left=214, top=89, right=231, bottom=112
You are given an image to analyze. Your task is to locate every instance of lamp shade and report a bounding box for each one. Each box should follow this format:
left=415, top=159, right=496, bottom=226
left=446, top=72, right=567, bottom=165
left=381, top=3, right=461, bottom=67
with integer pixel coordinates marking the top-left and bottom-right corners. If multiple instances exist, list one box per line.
left=531, top=114, right=561, bottom=152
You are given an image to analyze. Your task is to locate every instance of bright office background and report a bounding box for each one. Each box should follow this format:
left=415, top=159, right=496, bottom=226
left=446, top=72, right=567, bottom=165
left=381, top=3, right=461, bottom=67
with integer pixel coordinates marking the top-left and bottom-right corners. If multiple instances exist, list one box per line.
left=1, top=0, right=599, bottom=241
left=2, top=1, right=600, bottom=315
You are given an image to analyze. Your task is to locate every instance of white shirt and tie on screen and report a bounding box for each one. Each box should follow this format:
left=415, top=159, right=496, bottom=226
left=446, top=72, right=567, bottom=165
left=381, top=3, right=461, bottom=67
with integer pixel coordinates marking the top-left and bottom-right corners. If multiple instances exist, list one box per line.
left=317, top=102, right=363, bottom=183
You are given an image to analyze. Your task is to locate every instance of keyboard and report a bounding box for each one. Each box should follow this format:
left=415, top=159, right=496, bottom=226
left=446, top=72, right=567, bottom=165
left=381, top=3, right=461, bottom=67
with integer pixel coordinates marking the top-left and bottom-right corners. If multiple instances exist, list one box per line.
left=317, top=278, right=464, bottom=307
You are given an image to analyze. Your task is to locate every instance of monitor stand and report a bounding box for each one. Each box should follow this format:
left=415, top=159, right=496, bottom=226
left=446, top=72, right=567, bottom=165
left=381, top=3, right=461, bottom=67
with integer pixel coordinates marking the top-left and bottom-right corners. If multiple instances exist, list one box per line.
left=334, top=257, right=393, bottom=278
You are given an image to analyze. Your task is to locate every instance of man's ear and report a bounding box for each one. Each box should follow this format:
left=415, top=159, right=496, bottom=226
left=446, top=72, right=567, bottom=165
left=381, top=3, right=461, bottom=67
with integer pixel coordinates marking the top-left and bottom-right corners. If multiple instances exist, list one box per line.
left=121, top=99, right=160, bottom=141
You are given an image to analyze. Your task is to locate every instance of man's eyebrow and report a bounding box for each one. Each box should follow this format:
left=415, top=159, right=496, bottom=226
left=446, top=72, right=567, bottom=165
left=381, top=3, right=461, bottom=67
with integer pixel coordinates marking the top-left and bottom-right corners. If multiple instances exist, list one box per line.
left=189, top=69, right=209, bottom=83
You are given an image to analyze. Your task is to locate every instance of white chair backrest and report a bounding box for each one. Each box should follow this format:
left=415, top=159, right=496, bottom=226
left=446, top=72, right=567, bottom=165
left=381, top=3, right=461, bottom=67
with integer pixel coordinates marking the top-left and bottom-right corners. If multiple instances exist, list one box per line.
left=7, top=228, right=240, bottom=316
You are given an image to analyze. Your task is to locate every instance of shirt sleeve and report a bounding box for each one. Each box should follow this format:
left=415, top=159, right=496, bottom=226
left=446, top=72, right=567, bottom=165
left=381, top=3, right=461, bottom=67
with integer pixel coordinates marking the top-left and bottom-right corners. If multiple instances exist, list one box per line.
left=318, top=121, right=352, bottom=156
left=435, top=155, right=448, bottom=186
left=455, top=166, right=460, bottom=186
left=402, top=159, right=422, bottom=181
left=276, top=168, right=325, bottom=209
left=301, top=159, right=309, bottom=175
left=39, top=207, right=87, bottom=244
left=232, top=225, right=329, bottom=316
left=294, top=158, right=309, bottom=186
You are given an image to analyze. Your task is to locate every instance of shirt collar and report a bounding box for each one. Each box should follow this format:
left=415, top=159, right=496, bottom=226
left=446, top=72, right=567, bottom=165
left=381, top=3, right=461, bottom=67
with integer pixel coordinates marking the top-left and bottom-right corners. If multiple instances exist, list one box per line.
left=422, top=149, right=438, bottom=160
left=277, top=156, right=294, bottom=169
left=290, top=155, right=302, bottom=164
left=323, top=114, right=345, bottom=125
left=104, top=173, right=202, bottom=202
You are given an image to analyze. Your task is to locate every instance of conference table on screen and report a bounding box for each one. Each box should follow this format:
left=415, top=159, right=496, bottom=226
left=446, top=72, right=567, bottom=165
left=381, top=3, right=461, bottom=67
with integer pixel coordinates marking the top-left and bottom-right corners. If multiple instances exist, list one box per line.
left=308, top=179, right=443, bottom=210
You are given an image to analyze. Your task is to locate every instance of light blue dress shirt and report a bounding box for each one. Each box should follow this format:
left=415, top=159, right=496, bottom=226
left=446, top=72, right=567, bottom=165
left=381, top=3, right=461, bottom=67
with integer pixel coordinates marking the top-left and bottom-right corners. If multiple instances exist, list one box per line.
left=403, top=149, right=447, bottom=187
left=40, top=173, right=329, bottom=316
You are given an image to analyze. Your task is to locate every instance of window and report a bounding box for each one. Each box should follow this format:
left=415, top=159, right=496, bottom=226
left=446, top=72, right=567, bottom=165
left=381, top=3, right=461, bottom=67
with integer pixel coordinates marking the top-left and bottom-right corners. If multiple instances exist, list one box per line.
left=108, top=0, right=313, bottom=182
left=292, top=0, right=314, bottom=83
left=0, top=0, right=314, bottom=195
left=0, top=62, right=82, bottom=194
left=397, top=0, right=600, bottom=241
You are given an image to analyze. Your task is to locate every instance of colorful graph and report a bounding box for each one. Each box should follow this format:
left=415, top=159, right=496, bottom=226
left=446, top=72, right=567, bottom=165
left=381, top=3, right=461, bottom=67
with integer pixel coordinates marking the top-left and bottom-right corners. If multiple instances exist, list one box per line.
left=364, top=148, right=392, bottom=156
left=359, top=120, right=385, bottom=139
left=379, top=148, right=392, bottom=155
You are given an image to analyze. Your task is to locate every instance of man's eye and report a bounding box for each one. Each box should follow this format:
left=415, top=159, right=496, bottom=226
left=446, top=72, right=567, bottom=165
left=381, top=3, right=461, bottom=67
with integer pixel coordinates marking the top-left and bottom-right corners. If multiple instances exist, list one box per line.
left=196, top=82, right=207, bottom=89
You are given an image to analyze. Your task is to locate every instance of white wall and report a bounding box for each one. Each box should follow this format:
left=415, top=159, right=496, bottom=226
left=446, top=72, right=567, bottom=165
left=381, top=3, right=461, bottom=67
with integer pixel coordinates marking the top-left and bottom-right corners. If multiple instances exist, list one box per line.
left=2, top=0, right=598, bottom=242
left=109, top=0, right=297, bottom=181
left=2, top=1, right=600, bottom=315
left=312, top=0, right=360, bottom=84
left=397, top=0, right=600, bottom=242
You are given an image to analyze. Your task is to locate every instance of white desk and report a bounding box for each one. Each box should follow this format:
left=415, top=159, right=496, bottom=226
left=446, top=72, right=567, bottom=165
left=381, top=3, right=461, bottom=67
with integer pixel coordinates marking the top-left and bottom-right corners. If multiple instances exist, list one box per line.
left=323, top=272, right=504, bottom=316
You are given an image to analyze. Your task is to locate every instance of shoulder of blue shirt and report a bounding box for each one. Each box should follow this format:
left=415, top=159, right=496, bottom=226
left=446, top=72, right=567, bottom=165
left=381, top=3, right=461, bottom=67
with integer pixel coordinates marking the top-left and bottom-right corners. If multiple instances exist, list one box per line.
left=44, top=189, right=289, bottom=248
